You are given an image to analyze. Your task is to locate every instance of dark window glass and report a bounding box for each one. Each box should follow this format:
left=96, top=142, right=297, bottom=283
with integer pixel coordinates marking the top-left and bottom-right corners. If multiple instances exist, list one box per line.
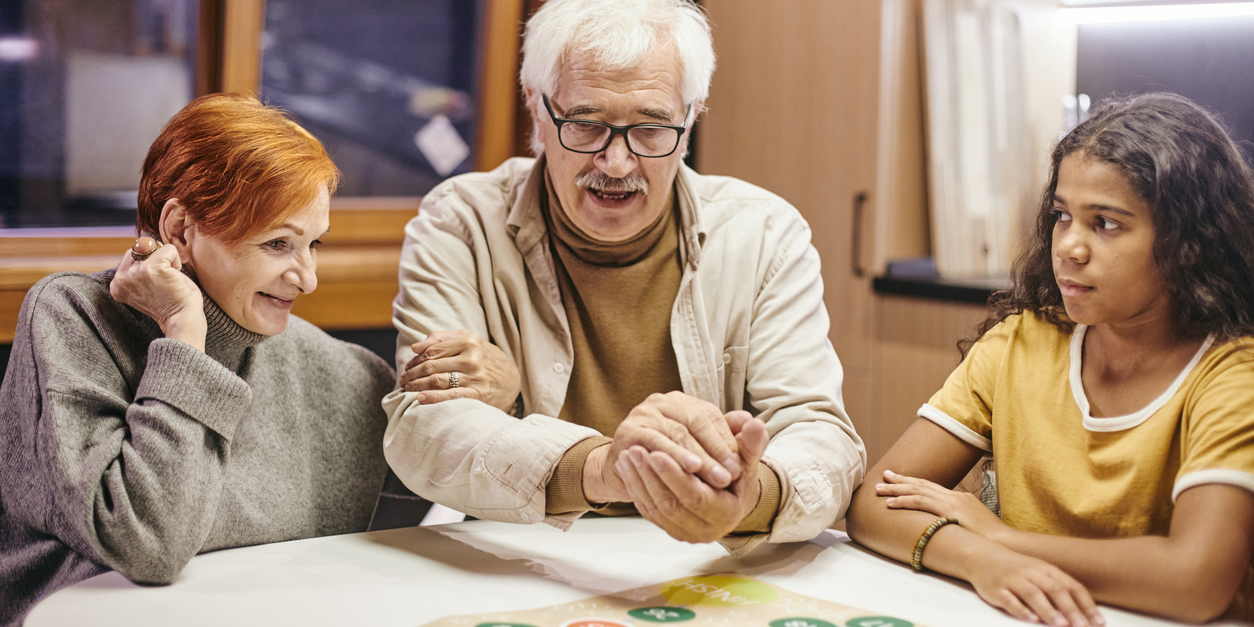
left=260, top=0, right=483, bottom=197
left=0, top=0, right=198, bottom=229
left=1077, top=17, right=1254, bottom=149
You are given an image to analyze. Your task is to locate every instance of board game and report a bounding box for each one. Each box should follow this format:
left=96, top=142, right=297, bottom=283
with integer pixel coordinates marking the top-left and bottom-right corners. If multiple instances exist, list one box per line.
left=421, top=573, right=924, bottom=627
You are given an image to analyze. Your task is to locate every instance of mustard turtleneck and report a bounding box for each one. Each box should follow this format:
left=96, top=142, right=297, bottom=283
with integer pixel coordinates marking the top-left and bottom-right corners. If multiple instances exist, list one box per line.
left=539, top=171, right=781, bottom=535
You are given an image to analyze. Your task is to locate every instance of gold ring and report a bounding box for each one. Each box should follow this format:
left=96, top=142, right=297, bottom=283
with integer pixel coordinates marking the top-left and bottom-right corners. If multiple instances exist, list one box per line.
left=449, top=372, right=460, bottom=389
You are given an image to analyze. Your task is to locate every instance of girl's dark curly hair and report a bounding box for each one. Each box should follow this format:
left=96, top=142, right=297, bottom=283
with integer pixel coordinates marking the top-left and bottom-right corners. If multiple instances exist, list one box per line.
left=965, top=92, right=1254, bottom=353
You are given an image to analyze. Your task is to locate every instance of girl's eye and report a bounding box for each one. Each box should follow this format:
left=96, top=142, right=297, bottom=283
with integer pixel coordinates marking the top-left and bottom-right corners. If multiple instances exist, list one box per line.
left=1052, top=208, right=1071, bottom=222
left=1096, top=216, right=1119, bottom=231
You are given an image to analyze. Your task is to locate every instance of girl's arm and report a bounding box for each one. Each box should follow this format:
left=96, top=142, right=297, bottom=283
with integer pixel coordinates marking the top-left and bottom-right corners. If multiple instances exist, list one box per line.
left=847, top=418, right=1104, bottom=627
left=881, top=462, right=1254, bottom=622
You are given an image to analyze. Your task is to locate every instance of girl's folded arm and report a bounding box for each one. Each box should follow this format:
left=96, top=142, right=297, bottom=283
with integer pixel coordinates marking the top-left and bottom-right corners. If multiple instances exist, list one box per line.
left=991, top=483, right=1254, bottom=623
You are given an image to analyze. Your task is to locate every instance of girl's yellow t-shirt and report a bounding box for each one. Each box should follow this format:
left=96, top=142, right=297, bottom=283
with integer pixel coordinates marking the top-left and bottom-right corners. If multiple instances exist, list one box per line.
left=922, top=312, right=1254, bottom=618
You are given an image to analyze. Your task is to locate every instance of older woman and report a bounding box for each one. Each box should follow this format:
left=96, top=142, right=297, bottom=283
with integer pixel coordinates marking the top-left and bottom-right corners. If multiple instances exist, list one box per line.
left=0, top=93, right=395, bottom=625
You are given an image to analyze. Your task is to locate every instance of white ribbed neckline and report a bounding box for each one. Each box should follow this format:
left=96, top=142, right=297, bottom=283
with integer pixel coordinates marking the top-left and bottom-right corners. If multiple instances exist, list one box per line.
left=1069, top=325, right=1214, bottom=432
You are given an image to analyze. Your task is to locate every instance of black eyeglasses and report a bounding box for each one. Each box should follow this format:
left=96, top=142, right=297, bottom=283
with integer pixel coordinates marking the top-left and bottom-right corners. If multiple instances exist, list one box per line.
left=542, top=95, right=690, bottom=158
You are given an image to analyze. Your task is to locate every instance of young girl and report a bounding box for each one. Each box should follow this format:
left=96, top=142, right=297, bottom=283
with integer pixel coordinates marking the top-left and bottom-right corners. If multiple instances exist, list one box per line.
left=846, top=92, right=1254, bottom=625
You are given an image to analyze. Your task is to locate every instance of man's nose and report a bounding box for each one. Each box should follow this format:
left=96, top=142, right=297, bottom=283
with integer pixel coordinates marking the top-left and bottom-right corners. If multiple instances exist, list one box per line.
left=594, top=133, right=638, bottom=179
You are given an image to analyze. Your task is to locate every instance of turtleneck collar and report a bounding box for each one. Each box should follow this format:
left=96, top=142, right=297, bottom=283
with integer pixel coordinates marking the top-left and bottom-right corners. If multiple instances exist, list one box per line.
left=201, top=293, right=269, bottom=353
left=541, top=169, right=675, bottom=268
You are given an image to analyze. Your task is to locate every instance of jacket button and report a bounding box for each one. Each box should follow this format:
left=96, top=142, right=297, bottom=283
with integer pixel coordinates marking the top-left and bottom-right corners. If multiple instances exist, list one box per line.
left=553, top=362, right=566, bottom=374
left=722, top=352, right=732, bottom=364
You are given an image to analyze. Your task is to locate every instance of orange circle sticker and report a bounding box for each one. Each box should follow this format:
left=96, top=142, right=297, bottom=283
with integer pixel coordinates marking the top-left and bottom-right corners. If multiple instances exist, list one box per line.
left=560, top=619, right=631, bottom=627
left=659, top=575, right=778, bottom=607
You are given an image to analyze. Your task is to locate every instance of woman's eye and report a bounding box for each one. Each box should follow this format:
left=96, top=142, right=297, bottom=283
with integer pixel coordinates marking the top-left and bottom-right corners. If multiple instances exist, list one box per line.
left=265, top=239, right=287, bottom=250
left=310, top=239, right=323, bottom=250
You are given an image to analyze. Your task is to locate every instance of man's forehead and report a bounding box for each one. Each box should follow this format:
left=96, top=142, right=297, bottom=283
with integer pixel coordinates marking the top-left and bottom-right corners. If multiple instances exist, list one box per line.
left=554, top=52, right=685, bottom=117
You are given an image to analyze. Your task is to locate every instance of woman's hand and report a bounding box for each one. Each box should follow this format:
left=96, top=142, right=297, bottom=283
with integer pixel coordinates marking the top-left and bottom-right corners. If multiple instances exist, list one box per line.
left=964, top=542, right=1105, bottom=627
left=399, top=329, right=521, bottom=413
left=877, top=469, right=1008, bottom=542
left=110, top=237, right=207, bottom=351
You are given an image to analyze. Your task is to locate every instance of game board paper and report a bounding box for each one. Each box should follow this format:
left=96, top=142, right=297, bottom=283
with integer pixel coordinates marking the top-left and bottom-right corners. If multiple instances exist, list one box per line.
left=421, top=573, right=923, bottom=627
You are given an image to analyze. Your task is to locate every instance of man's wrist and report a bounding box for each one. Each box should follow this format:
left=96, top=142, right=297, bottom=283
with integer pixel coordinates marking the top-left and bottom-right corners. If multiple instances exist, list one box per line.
left=581, top=443, right=615, bottom=505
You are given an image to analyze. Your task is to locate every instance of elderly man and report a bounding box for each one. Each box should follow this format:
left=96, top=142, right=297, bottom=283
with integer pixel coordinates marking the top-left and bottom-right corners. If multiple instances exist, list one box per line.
left=382, top=0, right=864, bottom=553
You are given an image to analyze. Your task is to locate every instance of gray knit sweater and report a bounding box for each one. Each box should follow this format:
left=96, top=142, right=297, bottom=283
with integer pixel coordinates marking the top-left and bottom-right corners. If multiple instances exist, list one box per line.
left=0, top=270, right=395, bottom=626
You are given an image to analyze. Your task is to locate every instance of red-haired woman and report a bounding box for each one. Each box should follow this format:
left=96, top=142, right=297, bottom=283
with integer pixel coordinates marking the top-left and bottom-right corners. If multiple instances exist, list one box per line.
left=0, top=94, right=395, bottom=625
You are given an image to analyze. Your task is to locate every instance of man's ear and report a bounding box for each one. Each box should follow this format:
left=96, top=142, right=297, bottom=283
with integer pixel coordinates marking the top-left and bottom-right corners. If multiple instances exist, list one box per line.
left=158, top=199, right=194, bottom=263
left=689, top=98, right=706, bottom=126
left=523, top=86, right=545, bottom=125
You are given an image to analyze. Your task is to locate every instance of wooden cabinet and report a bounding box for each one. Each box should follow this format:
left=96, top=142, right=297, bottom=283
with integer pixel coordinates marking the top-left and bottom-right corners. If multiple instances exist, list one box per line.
left=699, top=1, right=993, bottom=466
left=698, top=0, right=883, bottom=451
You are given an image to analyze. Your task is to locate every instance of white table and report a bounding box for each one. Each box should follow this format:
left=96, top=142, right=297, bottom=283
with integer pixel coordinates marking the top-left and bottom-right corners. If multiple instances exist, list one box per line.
left=26, top=517, right=1221, bottom=627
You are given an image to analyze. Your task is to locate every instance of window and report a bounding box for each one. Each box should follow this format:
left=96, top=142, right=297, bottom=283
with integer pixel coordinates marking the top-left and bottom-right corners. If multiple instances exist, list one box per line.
left=0, top=0, right=199, bottom=229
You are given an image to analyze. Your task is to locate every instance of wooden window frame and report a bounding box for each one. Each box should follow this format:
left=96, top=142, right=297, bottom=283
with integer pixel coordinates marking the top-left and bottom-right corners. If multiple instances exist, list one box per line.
left=0, top=0, right=526, bottom=342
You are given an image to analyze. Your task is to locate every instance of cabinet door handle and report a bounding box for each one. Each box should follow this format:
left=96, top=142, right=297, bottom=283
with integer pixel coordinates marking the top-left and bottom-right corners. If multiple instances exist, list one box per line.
left=852, top=191, right=868, bottom=277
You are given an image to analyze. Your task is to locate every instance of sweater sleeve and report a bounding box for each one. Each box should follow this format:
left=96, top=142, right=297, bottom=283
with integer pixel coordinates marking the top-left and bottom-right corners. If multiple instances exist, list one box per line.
left=28, top=280, right=252, bottom=585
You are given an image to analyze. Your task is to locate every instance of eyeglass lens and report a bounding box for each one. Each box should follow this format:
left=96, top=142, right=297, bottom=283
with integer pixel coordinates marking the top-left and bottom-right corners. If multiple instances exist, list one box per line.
left=560, top=122, right=680, bottom=157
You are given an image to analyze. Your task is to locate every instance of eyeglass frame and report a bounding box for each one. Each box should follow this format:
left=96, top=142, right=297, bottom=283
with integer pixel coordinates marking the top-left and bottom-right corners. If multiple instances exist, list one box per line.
left=541, top=94, right=692, bottom=158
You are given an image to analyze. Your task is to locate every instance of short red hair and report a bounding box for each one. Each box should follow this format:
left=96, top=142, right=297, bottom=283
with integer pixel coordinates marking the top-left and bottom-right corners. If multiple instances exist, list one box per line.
left=137, top=93, right=340, bottom=245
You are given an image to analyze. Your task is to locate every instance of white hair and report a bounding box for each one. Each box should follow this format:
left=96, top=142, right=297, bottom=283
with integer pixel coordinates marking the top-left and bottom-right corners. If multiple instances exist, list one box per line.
left=520, top=0, right=715, bottom=155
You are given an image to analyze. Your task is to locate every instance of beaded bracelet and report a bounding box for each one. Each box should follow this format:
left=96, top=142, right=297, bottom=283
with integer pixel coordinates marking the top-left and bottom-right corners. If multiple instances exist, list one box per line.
left=911, top=516, right=960, bottom=571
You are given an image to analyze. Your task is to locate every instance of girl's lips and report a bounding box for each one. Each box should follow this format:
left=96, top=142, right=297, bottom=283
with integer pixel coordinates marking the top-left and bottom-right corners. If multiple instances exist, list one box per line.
left=1057, top=279, right=1093, bottom=297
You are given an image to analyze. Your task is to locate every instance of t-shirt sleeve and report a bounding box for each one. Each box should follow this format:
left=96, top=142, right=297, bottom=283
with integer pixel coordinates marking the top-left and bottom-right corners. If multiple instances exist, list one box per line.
left=1173, top=342, right=1254, bottom=501
left=918, top=317, right=1021, bottom=452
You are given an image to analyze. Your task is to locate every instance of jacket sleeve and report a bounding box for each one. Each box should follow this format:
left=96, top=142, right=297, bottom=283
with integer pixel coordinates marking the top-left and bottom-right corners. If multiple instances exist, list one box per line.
left=384, top=183, right=600, bottom=527
left=28, top=281, right=252, bottom=584
left=730, top=217, right=866, bottom=553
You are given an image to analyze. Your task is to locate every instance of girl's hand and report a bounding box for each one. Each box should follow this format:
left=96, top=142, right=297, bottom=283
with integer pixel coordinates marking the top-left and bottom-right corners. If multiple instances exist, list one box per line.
left=877, top=469, right=1008, bottom=541
left=399, top=329, right=521, bottom=413
left=110, top=238, right=207, bottom=351
left=966, top=543, right=1105, bottom=627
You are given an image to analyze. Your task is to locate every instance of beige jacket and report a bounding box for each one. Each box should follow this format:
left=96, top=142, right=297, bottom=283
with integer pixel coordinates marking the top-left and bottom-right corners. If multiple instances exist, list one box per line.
left=382, top=157, right=865, bottom=553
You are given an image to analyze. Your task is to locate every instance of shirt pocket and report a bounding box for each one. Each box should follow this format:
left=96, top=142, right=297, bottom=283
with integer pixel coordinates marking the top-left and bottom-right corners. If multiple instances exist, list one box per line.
left=716, top=346, right=750, bottom=411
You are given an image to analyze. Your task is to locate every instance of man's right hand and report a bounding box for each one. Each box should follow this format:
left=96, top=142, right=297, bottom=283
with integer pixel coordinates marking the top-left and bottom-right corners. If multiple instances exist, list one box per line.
left=583, top=391, right=745, bottom=504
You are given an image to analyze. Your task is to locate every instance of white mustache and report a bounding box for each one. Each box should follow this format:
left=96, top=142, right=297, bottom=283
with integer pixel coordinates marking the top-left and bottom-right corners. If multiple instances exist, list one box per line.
left=576, top=171, right=649, bottom=195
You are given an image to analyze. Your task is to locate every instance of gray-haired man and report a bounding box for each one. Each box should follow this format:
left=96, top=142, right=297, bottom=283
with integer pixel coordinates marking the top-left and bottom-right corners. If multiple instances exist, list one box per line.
left=382, top=0, right=864, bottom=554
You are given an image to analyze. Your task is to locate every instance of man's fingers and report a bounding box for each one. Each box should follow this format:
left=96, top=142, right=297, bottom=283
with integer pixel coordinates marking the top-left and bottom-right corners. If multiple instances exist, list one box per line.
left=620, top=449, right=684, bottom=524
left=671, top=408, right=739, bottom=478
left=734, top=418, right=768, bottom=466
left=633, top=429, right=704, bottom=475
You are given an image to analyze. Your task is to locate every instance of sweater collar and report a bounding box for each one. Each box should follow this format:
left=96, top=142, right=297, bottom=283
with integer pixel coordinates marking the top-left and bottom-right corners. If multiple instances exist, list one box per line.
left=540, top=169, right=675, bottom=267
left=202, top=293, right=269, bottom=354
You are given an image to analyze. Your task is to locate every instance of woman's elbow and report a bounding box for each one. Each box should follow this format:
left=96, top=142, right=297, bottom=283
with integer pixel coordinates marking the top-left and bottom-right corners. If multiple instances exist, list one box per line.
left=111, top=550, right=192, bottom=585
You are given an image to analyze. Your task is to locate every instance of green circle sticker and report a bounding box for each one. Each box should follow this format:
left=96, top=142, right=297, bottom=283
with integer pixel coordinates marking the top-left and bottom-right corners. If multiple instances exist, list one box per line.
left=846, top=618, right=914, bottom=627
left=627, top=607, right=697, bottom=622
left=770, top=618, right=837, bottom=627
left=659, top=575, right=778, bottom=607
